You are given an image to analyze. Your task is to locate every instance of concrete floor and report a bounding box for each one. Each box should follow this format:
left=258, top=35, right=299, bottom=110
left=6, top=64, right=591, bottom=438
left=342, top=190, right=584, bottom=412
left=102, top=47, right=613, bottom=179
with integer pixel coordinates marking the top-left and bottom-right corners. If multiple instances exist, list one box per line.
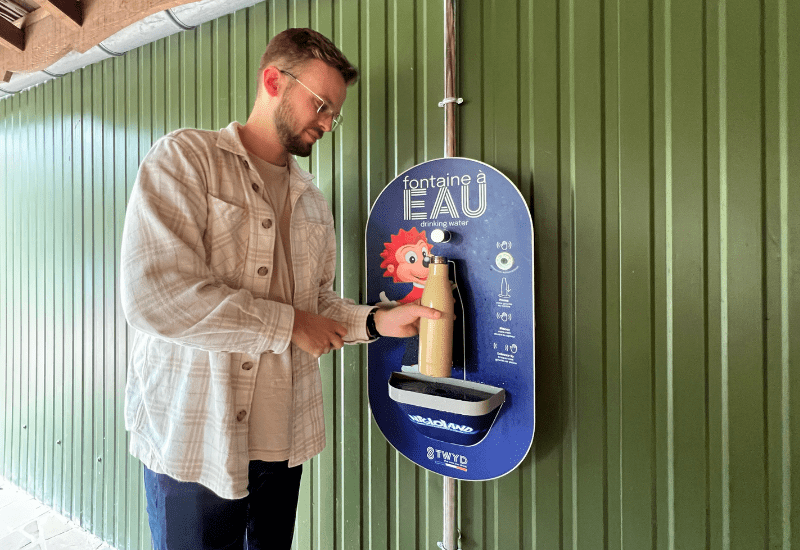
left=0, top=478, right=115, bottom=550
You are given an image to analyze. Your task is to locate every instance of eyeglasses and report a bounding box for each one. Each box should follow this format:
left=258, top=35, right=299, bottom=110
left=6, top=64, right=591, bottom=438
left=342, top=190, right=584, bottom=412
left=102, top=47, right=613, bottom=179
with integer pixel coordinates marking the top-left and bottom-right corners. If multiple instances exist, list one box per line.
left=280, top=70, right=343, bottom=131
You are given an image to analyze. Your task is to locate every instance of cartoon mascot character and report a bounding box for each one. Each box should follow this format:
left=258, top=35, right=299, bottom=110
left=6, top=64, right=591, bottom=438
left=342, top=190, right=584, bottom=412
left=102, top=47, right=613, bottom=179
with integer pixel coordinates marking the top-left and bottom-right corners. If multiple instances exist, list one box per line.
left=379, top=227, right=434, bottom=304
left=379, top=227, right=434, bottom=371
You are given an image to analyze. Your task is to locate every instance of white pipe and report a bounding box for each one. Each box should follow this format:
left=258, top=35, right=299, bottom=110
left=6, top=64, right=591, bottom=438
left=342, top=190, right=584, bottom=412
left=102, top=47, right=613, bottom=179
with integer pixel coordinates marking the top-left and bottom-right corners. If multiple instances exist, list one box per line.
left=43, top=45, right=115, bottom=77
left=170, top=0, right=260, bottom=27
left=0, top=0, right=262, bottom=99
left=0, top=69, right=54, bottom=94
left=100, top=10, right=184, bottom=56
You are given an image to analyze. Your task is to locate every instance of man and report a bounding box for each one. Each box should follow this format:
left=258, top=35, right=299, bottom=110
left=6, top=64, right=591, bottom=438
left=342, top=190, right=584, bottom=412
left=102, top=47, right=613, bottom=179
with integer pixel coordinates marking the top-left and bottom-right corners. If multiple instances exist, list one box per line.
left=120, top=28, right=439, bottom=550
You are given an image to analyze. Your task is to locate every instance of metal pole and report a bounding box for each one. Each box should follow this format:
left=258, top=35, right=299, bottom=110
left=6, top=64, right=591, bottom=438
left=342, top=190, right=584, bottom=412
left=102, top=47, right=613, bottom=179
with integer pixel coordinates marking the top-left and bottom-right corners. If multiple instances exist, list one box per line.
left=442, top=476, right=458, bottom=550
left=440, top=2, right=459, bottom=549
left=444, top=0, right=457, bottom=159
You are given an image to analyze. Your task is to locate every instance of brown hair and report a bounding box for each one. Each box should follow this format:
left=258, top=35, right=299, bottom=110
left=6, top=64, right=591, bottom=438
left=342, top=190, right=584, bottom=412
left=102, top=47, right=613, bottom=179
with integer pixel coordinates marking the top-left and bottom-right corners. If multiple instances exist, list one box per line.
left=258, top=28, right=358, bottom=91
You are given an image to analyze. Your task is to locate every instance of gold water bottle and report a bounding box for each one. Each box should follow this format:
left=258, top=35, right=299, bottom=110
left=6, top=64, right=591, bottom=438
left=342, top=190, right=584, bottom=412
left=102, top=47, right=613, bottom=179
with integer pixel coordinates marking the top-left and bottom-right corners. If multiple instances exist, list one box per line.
left=419, top=256, right=454, bottom=377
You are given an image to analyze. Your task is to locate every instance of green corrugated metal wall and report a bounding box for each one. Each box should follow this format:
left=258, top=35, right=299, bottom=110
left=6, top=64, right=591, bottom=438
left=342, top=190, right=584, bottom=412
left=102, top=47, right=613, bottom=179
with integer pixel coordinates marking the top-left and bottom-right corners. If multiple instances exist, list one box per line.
left=1, top=0, right=798, bottom=548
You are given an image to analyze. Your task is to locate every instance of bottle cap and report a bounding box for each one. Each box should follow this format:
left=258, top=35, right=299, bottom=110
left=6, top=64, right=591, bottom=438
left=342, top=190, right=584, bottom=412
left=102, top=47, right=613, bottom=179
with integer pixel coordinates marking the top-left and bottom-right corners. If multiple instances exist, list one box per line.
left=430, top=255, right=447, bottom=264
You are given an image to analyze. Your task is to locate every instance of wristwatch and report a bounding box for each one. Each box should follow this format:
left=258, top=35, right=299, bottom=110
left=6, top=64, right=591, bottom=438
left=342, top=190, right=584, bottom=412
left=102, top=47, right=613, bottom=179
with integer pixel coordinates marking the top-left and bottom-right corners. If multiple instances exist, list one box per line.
left=366, top=307, right=381, bottom=340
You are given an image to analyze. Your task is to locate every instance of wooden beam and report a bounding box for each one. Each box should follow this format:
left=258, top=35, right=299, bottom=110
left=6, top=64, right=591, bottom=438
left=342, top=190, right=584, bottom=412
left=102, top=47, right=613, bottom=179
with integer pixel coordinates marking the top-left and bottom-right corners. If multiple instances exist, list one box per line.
left=2, top=71, right=12, bottom=83
left=0, top=0, right=203, bottom=73
left=39, top=0, right=82, bottom=30
left=0, top=17, right=24, bottom=53
left=14, top=8, right=53, bottom=28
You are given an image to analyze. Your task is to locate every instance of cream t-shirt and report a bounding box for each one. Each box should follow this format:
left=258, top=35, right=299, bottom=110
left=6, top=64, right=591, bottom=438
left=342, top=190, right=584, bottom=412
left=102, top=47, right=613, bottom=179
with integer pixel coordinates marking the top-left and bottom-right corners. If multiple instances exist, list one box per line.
left=247, top=153, right=294, bottom=461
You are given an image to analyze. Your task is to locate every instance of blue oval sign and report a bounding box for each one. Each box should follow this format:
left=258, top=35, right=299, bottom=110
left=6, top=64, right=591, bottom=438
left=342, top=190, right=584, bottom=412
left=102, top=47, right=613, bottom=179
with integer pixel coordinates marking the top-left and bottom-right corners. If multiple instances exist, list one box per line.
left=366, top=158, right=535, bottom=481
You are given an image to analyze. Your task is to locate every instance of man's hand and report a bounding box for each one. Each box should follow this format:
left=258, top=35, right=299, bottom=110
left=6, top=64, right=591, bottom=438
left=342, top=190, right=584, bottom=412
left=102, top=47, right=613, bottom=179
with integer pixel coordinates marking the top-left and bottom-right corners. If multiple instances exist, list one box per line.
left=292, top=309, right=347, bottom=358
left=373, top=303, right=442, bottom=338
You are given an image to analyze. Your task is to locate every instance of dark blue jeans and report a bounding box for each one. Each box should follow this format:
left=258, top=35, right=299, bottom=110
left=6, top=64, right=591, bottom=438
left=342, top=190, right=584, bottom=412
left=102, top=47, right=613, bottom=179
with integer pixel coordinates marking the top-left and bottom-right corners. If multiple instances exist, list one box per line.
left=144, top=461, right=303, bottom=550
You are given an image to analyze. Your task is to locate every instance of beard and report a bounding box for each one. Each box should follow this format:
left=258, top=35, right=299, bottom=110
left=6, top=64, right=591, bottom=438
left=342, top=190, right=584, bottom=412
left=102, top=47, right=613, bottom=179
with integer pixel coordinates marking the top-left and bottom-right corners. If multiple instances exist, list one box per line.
left=274, top=98, right=318, bottom=158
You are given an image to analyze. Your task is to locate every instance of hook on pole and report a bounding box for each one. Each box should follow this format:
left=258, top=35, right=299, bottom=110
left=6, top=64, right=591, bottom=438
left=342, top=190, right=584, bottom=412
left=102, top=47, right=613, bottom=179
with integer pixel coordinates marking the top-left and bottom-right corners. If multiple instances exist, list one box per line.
left=438, top=97, right=464, bottom=108
left=436, top=527, right=462, bottom=550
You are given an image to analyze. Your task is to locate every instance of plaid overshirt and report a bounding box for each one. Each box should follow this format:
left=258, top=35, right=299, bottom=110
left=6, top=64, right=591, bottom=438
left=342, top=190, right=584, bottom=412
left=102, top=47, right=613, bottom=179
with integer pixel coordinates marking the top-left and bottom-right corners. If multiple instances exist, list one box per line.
left=120, top=122, right=372, bottom=499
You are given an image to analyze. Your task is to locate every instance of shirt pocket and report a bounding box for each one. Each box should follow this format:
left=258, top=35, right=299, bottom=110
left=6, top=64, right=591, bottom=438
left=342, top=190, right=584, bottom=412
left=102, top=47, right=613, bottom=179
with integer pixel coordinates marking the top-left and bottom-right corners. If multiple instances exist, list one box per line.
left=139, top=339, right=214, bottom=436
left=205, top=194, right=249, bottom=286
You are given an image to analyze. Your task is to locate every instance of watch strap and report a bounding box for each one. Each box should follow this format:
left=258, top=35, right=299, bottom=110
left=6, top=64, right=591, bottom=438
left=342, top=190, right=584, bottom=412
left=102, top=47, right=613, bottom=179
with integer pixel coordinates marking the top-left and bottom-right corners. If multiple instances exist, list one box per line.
left=366, top=307, right=381, bottom=339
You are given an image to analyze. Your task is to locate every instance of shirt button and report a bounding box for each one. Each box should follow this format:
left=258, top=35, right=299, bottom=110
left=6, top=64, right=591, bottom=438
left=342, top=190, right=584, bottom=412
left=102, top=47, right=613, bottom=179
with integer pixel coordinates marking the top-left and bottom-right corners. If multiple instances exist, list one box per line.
left=236, top=410, right=247, bottom=422
left=261, top=219, right=273, bottom=229
left=258, top=266, right=268, bottom=276
left=252, top=182, right=259, bottom=192
left=241, top=361, right=253, bottom=371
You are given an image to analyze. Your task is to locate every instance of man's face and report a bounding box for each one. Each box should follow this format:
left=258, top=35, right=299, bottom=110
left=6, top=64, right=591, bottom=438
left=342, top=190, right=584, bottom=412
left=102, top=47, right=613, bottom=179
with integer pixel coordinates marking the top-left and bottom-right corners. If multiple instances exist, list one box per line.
left=273, top=60, right=347, bottom=157
left=274, top=98, right=314, bottom=157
